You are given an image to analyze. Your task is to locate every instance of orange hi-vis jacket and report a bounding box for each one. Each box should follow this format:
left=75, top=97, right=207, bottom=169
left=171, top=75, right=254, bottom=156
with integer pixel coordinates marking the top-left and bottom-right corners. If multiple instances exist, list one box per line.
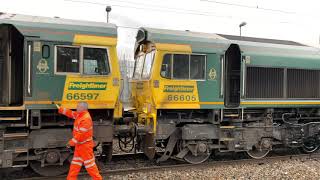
left=58, top=107, right=93, bottom=146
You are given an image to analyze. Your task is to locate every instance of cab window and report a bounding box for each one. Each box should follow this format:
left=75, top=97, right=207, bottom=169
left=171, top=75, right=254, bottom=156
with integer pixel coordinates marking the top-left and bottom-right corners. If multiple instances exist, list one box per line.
left=56, top=46, right=80, bottom=73
left=160, top=54, right=172, bottom=78
left=173, top=54, right=189, bottom=79
left=161, top=53, right=206, bottom=80
left=55, top=45, right=110, bottom=75
left=190, top=55, right=206, bottom=79
left=133, top=55, right=145, bottom=79
left=142, top=51, right=155, bottom=79
left=83, top=47, right=110, bottom=75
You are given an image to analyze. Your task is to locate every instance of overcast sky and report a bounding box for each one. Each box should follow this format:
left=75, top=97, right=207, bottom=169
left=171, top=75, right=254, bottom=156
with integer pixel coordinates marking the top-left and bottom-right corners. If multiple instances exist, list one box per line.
left=1, top=0, right=320, bottom=59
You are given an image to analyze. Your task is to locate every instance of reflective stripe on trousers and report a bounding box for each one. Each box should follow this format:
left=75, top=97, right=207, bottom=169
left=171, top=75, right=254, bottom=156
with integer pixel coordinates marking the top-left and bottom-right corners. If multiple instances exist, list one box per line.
left=84, top=157, right=95, bottom=164
left=85, top=162, right=96, bottom=169
left=73, top=156, right=83, bottom=161
left=71, top=161, right=82, bottom=166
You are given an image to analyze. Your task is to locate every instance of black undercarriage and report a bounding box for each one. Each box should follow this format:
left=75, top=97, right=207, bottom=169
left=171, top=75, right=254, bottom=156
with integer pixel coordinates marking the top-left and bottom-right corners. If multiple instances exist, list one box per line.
left=0, top=108, right=114, bottom=176
left=1, top=107, right=320, bottom=176
left=149, top=108, right=320, bottom=163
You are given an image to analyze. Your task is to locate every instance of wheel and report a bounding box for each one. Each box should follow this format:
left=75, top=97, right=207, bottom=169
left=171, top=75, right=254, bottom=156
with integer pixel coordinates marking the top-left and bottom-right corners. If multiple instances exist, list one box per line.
left=247, top=147, right=269, bottom=159
left=178, top=141, right=211, bottom=164
left=301, top=137, right=319, bottom=153
left=30, top=161, right=70, bottom=177
left=183, top=151, right=211, bottom=164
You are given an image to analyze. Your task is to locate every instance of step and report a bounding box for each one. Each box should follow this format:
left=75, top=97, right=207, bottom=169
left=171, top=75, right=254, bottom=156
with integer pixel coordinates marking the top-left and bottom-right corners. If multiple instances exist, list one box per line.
left=219, top=138, right=235, bottom=141
left=0, top=117, right=22, bottom=121
left=220, top=126, right=235, bottom=129
left=3, top=133, right=28, bottom=138
left=12, top=164, right=28, bottom=168
left=14, top=148, right=28, bottom=153
left=224, top=114, right=239, bottom=117
left=0, top=106, right=25, bottom=110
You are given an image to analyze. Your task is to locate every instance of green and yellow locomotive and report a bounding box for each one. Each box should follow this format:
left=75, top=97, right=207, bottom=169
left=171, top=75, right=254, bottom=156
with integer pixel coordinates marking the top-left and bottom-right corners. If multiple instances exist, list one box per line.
left=1, top=12, right=320, bottom=177
left=131, top=27, right=320, bottom=164
left=0, top=13, right=121, bottom=175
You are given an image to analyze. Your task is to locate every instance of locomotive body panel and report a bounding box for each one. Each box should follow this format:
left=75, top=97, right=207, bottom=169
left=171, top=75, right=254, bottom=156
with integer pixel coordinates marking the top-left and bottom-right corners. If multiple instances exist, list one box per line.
left=132, top=27, right=320, bottom=163
left=0, top=13, right=120, bottom=111
left=0, top=13, right=121, bottom=171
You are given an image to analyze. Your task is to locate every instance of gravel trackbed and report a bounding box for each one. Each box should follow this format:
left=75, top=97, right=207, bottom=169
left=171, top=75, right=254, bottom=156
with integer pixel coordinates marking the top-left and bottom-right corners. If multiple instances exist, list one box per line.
left=107, top=158, right=320, bottom=180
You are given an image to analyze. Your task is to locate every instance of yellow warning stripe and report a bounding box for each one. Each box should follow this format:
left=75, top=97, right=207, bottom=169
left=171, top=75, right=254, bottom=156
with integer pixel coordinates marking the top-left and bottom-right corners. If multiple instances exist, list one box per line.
left=158, top=101, right=224, bottom=105
left=241, top=101, right=320, bottom=105
left=73, top=34, right=117, bottom=46
left=199, top=102, right=224, bottom=105
left=157, top=101, right=320, bottom=106
left=155, top=43, right=192, bottom=53
left=24, top=101, right=114, bottom=105
left=21, top=101, right=320, bottom=108
left=0, top=106, right=25, bottom=110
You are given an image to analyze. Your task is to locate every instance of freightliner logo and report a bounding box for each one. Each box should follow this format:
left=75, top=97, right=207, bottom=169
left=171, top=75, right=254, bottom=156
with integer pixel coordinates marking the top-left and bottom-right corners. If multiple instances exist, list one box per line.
left=68, top=82, right=107, bottom=90
left=163, top=85, right=194, bottom=93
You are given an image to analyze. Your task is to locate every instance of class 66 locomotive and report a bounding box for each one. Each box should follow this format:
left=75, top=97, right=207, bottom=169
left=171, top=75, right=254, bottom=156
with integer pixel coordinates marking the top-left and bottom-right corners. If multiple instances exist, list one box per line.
left=131, top=28, right=320, bottom=164
left=0, top=13, right=121, bottom=176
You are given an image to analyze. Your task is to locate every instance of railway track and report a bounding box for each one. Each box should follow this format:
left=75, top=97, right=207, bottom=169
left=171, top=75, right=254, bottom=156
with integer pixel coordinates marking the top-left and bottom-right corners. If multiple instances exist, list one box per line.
left=16, top=151, right=320, bottom=180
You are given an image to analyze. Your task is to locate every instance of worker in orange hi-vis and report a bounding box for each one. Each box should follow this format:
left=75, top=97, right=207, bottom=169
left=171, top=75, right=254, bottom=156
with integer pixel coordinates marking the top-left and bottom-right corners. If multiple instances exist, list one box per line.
left=56, top=102, right=102, bottom=180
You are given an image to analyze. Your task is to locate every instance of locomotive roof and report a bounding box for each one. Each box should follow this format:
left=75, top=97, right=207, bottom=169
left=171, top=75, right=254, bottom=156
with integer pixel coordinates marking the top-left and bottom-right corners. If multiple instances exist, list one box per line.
left=137, top=27, right=320, bottom=58
left=216, top=34, right=305, bottom=47
left=0, top=13, right=117, bottom=42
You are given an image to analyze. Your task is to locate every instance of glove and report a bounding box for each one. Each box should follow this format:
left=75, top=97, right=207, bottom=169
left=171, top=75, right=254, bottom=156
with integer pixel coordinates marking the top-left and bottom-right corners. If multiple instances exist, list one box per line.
left=66, top=143, right=71, bottom=149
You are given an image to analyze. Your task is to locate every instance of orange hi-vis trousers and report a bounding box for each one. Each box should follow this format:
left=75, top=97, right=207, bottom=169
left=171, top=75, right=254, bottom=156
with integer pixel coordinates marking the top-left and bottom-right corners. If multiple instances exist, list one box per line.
left=68, top=142, right=102, bottom=180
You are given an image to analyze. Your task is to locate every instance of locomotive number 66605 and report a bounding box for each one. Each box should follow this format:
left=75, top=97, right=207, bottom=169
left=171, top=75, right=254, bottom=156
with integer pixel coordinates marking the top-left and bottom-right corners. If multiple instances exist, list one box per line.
left=167, top=95, right=196, bottom=101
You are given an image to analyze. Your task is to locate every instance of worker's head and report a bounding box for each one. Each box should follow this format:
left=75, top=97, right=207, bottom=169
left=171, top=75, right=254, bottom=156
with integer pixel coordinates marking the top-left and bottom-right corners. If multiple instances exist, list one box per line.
left=76, top=102, right=88, bottom=113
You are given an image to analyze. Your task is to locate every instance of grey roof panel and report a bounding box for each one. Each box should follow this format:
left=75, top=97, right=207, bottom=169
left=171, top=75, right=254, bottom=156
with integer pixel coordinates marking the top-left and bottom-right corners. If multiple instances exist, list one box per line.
left=0, top=13, right=116, bottom=29
left=0, top=13, right=117, bottom=39
left=217, top=34, right=306, bottom=47
left=138, top=27, right=320, bottom=57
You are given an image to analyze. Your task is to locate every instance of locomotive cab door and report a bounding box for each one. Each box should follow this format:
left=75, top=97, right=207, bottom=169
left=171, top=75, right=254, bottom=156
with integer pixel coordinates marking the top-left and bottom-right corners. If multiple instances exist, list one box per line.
left=0, top=25, right=24, bottom=106
left=224, top=44, right=241, bottom=108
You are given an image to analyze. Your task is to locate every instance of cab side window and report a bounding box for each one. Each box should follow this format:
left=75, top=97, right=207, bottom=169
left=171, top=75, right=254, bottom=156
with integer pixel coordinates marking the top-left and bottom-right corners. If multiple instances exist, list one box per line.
left=161, top=53, right=206, bottom=80
left=55, top=46, right=110, bottom=75
left=160, top=54, right=172, bottom=78
left=42, top=45, right=50, bottom=59
left=173, top=54, right=189, bottom=79
left=190, top=55, right=206, bottom=79
left=56, top=46, right=80, bottom=73
left=83, top=47, right=110, bottom=75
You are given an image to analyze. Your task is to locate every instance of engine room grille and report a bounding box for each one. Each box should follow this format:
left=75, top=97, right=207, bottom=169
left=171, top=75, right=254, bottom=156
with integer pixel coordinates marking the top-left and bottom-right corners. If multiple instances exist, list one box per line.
left=246, top=67, right=284, bottom=98
left=287, top=69, right=320, bottom=98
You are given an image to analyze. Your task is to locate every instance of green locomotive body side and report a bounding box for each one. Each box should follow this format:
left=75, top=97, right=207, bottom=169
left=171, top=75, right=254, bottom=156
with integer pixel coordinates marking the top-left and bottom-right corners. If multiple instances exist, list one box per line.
left=135, top=27, right=320, bottom=110
left=0, top=14, right=121, bottom=111
left=0, top=13, right=121, bottom=171
left=132, top=27, right=320, bottom=163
